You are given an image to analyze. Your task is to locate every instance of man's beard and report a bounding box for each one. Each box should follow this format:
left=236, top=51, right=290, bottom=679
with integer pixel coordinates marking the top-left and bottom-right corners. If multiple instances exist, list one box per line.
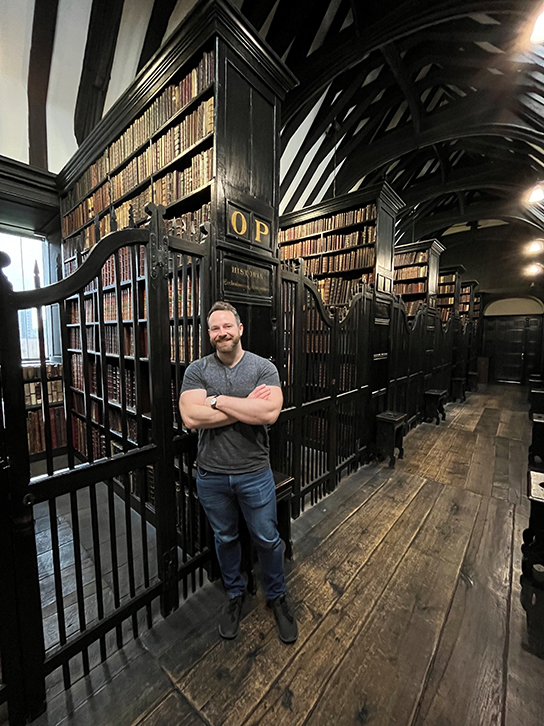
left=211, top=334, right=240, bottom=352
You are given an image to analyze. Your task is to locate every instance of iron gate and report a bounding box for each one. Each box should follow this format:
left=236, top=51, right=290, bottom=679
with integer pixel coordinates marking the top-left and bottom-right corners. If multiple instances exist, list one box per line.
left=0, top=207, right=210, bottom=725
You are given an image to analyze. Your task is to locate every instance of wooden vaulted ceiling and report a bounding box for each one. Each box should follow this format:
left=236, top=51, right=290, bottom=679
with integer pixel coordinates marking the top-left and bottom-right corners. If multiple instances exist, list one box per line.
left=7, top=0, right=544, bottom=290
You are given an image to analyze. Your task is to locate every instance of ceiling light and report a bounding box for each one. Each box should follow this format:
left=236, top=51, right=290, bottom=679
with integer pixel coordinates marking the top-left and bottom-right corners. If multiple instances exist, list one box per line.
left=525, top=182, right=544, bottom=203
left=531, top=10, right=544, bottom=43
left=527, top=263, right=543, bottom=275
left=527, top=240, right=544, bottom=254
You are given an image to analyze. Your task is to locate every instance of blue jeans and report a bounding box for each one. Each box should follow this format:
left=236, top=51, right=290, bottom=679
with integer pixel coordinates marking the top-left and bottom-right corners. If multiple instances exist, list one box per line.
left=196, top=465, right=286, bottom=600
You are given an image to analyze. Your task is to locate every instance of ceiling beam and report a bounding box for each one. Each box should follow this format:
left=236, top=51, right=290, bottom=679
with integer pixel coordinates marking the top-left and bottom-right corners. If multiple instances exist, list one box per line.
left=330, top=93, right=543, bottom=197
left=381, top=42, right=423, bottom=134
left=398, top=199, right=544, bottom=242
left=27, top=0, right=59, bottom=169
left=282, top=0, right=532, bottom=126
left=137, top=0, right=178, bottom=74
left=74, top=0, right=125, bottom=145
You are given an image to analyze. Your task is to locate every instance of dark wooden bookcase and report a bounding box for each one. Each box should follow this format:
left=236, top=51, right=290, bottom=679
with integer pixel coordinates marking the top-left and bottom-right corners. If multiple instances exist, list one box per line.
left=473, top=292, right=481, bottom=324
left=55, top=0, right=295, bottom=470
left=23, top=363, right=66, bottom=462
left=393, top=238, right=444, bottom=319
left=437, top=264, right=465, bottom=323
left=459, top=279, right=479, bottom=323
left=278, top=183, right=403, bottom=310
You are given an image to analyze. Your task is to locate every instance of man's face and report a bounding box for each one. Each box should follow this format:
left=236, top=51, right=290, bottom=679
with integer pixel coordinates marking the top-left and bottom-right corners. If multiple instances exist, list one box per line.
left=208, top=310, right=243, bottom=353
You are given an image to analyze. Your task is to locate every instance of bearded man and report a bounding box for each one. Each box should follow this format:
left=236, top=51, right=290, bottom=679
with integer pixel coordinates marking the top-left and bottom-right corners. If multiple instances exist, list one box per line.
left=179, top=301, right=297, bottom=643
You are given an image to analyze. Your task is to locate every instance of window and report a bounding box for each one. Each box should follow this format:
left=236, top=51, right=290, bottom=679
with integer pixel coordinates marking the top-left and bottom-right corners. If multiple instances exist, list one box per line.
left=0, top=232, right=56, bottom=360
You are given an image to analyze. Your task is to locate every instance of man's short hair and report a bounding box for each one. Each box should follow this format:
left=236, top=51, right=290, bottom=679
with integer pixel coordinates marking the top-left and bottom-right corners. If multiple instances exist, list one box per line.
left=207, top=301, right=241, bottom=326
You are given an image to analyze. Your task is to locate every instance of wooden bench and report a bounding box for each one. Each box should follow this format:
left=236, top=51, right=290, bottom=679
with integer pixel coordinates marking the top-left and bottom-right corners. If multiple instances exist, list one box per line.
left=451, top=376, right=466, bottom=402
left=529, top=389, right=544, bottom=420
left=529, top=413, right=544, bottom=466
left=522, top=469, right=544, bottom=580
left=424, top=389, right=448, bottom=425
left=375, top=411, right=406, bottom=469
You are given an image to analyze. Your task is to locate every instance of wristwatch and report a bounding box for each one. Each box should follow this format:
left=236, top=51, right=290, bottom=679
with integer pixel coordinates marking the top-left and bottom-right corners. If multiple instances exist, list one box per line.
left=210, top=396, right=219, bottom=409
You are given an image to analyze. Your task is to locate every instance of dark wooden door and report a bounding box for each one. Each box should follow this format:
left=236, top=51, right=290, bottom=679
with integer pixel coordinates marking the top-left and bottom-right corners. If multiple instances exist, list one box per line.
left=483, top=315, right=542, bottom=383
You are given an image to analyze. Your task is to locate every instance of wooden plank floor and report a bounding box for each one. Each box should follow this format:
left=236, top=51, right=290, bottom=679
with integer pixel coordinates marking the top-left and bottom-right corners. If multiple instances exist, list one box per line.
left=4, top=384, right=544, bottom=726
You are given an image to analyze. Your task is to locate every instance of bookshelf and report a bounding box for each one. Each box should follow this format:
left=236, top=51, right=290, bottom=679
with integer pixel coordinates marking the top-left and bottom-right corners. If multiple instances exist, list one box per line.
left=393, top=239, right=444, bottom=319
left=459, top=279, right=479, bottom=323
left=23, top=363, right=66, bottom=460
left=60, top=53, right=215, bottom=276
left=279, top=183, right=404, bottom=309
left=55, top=0, right=295, bottom=490
left=437, top=265, right=465, bottom=323
left=473, top=292, right=481, bottom=324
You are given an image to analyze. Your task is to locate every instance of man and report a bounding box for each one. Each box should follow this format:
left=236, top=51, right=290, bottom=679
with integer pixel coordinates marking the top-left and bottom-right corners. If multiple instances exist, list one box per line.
left=178, top=301, right=298, bottom=643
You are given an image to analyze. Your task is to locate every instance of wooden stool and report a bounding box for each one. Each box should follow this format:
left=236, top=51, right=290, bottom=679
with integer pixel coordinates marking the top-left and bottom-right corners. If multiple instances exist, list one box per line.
left=530, top=414, right=544, bottom=466
left=424, top=389, right=447, bottom=425
left=451, top=377, right=466, bottom=402
left=522, top=470, right=544, bottom=581
left=376, top=411, right=407, bottom=468
left=467, top=371, right=478, bottom=392
left=239, top=471, right=294, bottom=595
left=529, top=389, right=544, bottom=420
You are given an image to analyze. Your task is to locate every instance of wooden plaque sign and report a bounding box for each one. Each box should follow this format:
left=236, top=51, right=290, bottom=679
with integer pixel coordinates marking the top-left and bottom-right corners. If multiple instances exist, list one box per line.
left=223, top=259, right=271, bottom=298
left=227, top=202, right=271, bottom=248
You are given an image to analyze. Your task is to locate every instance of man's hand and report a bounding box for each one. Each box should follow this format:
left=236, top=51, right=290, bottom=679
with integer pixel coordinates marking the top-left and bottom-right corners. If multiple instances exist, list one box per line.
left=247, top=384, right=271, bottom=400
left=180, top=389, right=238, bottom=429
left=213, top=385, right=282, bottom=426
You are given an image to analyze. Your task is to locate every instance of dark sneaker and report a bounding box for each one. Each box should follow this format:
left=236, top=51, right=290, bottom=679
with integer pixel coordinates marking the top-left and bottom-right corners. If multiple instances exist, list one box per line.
left=218, top=594, right=244, bottom=639
left=268, top=594, right=298, bottom=643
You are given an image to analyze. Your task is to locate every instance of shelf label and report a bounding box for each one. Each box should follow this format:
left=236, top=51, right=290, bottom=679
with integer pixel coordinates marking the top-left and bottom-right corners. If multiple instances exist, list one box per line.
left=227, top=202, right=271, bottom=248
left=223, top=259, right=271, bottom=298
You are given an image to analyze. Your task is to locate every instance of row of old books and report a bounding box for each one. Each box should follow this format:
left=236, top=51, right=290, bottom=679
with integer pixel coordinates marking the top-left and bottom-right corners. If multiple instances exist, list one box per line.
left=62, top=51, right=215, bottom=214
left=281, top=226, right=376, bottom=259
left=168, top=277, right=198, bottom=317
left=304, top=246, right=376, bottom=276
left=27, top=407, right=67, bottom=455
left=24, top=378, right=63, bottom=406
left=394, top=265, right=427, bottom=280
left=111, top=148, right=153, bottom=202
left=403, top=299, right=422, bottom=317
left=152, top=147, right=213, bottom=206
left=71, top=418, right=105, bottom=460
left=150, top=97, right=214, bottom=172
left=106, top=365, right=139, bottom=409
left=108, top=51, right=215, bottom=173
left=439, top=274, right=455, bottom=284
left=317, top=274, right=373, bottom=306
left=437, top=297, right=455, bottom=306
left=62, top=182, right=111, bottom=237
left=22, top=363, right=62, bottom=380
left=69, top=327, right=82, bottom=349
left=438, top=284, right=455, bottom=295
left=170, top=325, right=199, bottom=362
left=62, top=149, right=109, bottom=215
left=166, top=202, right=211, bottom=241
left=71, top=355, right=99, bottom=394
left=115, top=188, right=153, bottom=229
left=101, top=246, right=147, bottom=287
left=395, top=250, right=428, bottom=266
left=394, top=281, right=428, bottom=295
left=279, top=203, right=377, bottom=243
left=109, top=410, right=140, bottom=442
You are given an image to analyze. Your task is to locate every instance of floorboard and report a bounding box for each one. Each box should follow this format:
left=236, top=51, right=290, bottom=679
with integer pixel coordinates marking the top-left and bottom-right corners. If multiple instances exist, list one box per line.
left=9, top=383, right=543, bottom=726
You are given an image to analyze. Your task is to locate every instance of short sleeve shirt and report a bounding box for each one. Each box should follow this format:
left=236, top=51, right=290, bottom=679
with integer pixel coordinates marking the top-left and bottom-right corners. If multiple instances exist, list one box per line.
left=180, top=351, right=281, bottom=473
